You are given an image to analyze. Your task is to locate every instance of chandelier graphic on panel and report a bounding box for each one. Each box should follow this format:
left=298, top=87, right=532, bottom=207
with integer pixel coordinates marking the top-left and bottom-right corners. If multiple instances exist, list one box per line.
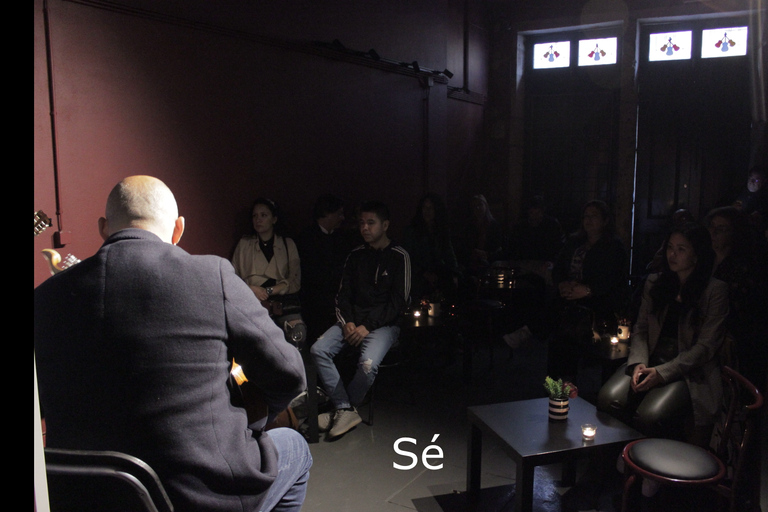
left=660, top=37, right=680, bottom=56
left=714, top=32, right=736, bottom=52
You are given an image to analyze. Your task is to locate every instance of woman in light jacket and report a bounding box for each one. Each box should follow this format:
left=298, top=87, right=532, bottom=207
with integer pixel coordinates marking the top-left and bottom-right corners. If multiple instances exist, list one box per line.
left=232, top=197, right=305, bottom=344
left=598, top=222, right=728, bottom=446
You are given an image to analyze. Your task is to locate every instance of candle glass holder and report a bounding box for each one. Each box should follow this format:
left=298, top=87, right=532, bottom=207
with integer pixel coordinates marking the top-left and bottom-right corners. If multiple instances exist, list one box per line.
left=581, top=424, right=596, bottom=441
left=617, top=324, right=631, bottom=339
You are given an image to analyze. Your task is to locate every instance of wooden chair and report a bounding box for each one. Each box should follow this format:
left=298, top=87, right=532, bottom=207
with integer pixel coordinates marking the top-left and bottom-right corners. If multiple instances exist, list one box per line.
left=620, top=365, right=763, bottom=512
left=45, top=448, right=174, bottom=512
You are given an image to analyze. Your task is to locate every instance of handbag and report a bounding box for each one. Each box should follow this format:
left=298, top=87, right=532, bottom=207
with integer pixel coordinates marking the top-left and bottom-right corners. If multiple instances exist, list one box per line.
left=259, top=237, right=302, bottom=317
left=260, top=299, right=284, bottom=317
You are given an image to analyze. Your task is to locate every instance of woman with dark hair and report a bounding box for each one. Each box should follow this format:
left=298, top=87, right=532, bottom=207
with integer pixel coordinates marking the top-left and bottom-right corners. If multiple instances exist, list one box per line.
left=543, top=200, right=628, bottom=379
left=705, top=205, right=768, bottom=392
left=598, top=222, right=728, bottom=445
left=232, top=197, right=306, bottom=344
left=402, top=193, right=460, bottom=303
left=551, top=200, right=626, bottom=311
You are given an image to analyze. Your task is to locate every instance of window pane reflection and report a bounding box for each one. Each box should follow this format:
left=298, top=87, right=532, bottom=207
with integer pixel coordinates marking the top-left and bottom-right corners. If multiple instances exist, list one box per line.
left=532, top=41, right=570, bottom=69
left=701, top=27, right=748, bottom=58
left=577, top=37, right=618, bottom=66
left=648, top=31, right=692, bottom=61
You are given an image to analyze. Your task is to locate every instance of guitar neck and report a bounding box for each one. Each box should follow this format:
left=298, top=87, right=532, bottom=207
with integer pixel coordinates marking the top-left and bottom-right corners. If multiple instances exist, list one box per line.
left=34, top=210, right=52, bottom=236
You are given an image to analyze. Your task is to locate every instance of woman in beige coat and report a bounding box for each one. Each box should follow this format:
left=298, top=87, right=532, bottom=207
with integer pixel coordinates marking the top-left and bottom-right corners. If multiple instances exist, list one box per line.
left=232, top=197, right=305, bottom=344
left=598, top=223, right=728, bottom=446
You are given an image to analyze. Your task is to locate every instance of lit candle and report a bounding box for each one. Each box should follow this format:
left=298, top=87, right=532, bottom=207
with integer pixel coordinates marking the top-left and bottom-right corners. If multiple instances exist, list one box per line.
left=413, top=310, right=421, bottom=317
left=610, top=336, right=619, bottom=345
left=582, top=424, right=596, bottom=441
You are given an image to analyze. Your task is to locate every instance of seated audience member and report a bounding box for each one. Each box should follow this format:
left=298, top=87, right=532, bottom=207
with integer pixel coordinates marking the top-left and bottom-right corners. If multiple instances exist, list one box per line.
left=310, top=201, right=411, bottom=439
left=402, top=193, right=460, bottom=304
left=297, top=194, right=355, bottom=343
left=457, top=194, right=505, bottom=278
left=707, top=205, right=767, bottom=512
left=734, top=166, right=768, bottom=231
left=598, top=223, right=727, bottom=446
left=506, top=201, right=628, bottom=380
left=552, top=199, right=628, bottom=327
left=34, top=176, right=311, bottom=512
left=232, top=197, right=306, bottom=345
left=628, top=208, right=697, bottom=323
left=705, top=206, right=768, bottom=392
left=507, top=195, right=564, bottom=269
left=646, top=208, right=695, bottom=273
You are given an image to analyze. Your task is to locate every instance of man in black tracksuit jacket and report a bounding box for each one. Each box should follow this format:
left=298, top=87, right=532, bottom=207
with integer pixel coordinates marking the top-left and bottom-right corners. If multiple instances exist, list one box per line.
left=310, top=200, right=410, bottom=438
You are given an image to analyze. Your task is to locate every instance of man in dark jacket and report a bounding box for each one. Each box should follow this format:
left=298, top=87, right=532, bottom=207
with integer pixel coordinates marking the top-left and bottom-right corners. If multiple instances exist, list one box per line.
left=297, top=193, right=355, bottom=343
left=34, top=176, right=311, bottom=512
left=310, top=200, right=410, bottom=438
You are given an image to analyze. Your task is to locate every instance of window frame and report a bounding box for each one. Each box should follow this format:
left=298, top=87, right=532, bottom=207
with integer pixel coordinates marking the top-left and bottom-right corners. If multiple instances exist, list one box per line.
left=525, top=26, right=622, bottom=73
left=639, top=16, right=750, bottom=66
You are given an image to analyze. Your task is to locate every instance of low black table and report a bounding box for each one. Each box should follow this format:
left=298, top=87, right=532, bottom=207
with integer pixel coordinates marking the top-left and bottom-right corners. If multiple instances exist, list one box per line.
left=467, top=397, right=643, bottom=512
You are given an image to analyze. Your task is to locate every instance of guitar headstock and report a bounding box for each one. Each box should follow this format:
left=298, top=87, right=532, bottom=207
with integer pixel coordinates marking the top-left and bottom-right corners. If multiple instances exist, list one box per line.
left=34, top=210, right=52, bottom=236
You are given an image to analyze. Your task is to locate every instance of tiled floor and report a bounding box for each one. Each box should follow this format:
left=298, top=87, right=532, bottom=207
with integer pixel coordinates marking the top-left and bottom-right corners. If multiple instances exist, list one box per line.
left=297, top=328, right=768, bottom=512
left=299, top=330, right=589, bottom=512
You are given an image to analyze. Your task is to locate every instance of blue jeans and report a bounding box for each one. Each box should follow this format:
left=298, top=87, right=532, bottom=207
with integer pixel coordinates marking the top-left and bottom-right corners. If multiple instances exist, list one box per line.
left=310, top=323, right=400, bottom=409
left=258, top=428, right=313, bottom=512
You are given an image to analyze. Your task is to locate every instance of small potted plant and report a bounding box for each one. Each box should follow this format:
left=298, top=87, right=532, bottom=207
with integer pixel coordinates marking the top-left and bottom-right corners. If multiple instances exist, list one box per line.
left=544, top=376, right=575, bottom=421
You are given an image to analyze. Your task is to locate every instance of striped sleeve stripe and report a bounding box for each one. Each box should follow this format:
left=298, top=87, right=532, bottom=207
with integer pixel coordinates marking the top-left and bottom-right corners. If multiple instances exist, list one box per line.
left=392, top=245, right=411, bottom=302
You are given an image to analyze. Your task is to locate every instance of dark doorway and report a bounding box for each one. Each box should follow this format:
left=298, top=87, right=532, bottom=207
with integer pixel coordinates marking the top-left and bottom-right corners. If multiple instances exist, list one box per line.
left=523, top=29, right=621, bottom=235
left=632, top=18, right=752, bottom=275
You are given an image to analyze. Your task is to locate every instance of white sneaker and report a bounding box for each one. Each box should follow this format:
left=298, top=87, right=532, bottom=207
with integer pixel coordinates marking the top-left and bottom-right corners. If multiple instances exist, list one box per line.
left=503, top=325, right=532, bottom=348
left=328, top=408, right=362, bottom=438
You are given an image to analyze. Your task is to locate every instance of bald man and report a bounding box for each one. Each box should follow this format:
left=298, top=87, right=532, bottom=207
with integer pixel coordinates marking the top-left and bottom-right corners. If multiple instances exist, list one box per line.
left=35, top=176, right=311, bottom=512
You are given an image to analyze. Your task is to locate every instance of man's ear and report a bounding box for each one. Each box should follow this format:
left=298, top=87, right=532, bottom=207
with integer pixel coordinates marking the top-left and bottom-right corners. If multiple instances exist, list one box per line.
left=382, top=219, right=390, bottom=232
left=98, top=217, right=110, bottom=241
left=172, top=216, right=185, bottom=245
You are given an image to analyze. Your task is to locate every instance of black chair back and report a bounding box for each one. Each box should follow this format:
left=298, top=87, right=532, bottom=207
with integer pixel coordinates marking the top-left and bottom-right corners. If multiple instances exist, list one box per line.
left=45, top=448, right=174, bottom=512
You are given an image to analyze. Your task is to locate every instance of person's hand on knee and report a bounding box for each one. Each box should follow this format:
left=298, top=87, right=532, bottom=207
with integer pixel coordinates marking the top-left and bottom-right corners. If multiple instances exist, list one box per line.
left=633, top=366, right=664, bottom=392
left=344, top=325, right=369, bottom=346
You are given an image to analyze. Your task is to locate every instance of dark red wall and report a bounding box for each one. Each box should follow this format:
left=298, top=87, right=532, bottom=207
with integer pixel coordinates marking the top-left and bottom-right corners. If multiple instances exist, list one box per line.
left=34, top=0, right=489, bottom=287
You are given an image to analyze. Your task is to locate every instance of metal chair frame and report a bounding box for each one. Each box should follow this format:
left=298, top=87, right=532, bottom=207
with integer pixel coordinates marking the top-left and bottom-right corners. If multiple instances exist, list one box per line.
left=45, top=448, right=174, bottom=512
